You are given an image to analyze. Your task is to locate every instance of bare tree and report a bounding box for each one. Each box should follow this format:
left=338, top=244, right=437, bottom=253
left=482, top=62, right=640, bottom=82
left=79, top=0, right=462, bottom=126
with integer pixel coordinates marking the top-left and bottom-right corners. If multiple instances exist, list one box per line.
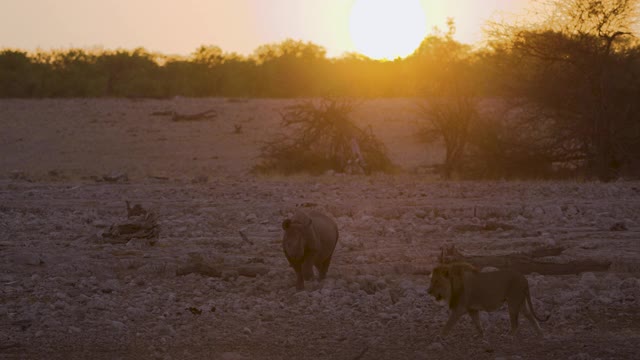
left=414, top=19, right=481, bottom=179
left=254, top=98, right=393, bottom=175
left=417, top=96, right=477, bottom=178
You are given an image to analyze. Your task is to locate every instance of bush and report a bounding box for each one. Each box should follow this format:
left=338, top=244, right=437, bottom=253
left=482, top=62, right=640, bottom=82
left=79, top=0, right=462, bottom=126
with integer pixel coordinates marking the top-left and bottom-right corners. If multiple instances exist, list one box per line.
left=253, top=98, right=394, bottom=175
left=462, top=105, right=586, bottom=179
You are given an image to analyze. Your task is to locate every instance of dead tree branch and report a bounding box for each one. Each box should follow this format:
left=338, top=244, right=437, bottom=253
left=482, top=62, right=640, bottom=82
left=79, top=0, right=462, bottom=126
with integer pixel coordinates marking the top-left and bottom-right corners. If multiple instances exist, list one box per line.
left=439, top=244, right=611, bottom=275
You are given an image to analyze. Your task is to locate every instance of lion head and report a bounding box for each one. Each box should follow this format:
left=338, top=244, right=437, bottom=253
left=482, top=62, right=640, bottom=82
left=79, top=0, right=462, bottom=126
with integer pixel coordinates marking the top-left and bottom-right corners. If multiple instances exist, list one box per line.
left=428, top=262, right=478, bottom=308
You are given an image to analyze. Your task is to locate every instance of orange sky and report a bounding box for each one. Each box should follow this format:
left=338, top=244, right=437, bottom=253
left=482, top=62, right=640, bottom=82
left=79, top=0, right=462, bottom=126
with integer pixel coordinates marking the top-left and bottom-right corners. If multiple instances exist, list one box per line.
left=0, top=0, right=531, bottom=58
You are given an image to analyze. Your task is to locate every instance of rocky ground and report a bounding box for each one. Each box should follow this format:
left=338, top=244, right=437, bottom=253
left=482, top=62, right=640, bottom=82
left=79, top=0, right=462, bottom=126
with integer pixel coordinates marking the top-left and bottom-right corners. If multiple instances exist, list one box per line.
left=1, top=99, right=639, bottom=359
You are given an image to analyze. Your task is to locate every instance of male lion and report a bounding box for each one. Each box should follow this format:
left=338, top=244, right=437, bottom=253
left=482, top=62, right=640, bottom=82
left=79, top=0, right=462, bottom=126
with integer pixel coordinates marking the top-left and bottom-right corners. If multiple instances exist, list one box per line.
left=428, top=262, right=547, bottom=336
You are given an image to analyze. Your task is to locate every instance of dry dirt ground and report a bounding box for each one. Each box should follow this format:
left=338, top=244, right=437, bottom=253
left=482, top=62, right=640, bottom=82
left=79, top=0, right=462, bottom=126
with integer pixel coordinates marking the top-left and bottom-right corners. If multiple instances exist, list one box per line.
left=1, top=98, right=639, bottom=360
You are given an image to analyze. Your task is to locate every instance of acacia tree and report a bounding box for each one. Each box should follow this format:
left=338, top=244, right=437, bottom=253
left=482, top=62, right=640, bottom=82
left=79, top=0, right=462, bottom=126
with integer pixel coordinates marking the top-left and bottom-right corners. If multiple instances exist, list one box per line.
left=417, top=96, right=477, bottom=178
left=414, top=19, right=480, bottom=179
left=488, top=0, right=640, bottom=180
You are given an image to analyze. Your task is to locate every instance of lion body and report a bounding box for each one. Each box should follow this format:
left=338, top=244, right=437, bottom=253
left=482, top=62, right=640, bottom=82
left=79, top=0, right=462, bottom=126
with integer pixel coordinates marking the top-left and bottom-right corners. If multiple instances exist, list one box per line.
left=428, top=262, right=545, bottom=336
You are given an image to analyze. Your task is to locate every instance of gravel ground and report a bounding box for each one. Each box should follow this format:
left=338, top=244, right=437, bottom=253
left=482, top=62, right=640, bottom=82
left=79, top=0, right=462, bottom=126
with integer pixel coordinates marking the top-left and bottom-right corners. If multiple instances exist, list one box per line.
left=1, top=178, right=639, bottom=360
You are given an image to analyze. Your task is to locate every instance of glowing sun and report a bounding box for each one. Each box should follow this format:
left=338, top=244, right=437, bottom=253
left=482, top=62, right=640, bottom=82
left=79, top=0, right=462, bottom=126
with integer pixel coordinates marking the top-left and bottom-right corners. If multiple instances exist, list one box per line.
left=349, top=0, right=427, bottom=60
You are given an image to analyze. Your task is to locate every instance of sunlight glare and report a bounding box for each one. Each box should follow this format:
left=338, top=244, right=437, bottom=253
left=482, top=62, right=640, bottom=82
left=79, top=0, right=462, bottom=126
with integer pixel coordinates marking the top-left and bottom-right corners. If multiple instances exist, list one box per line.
left=349, top=0, right=427, bottom=60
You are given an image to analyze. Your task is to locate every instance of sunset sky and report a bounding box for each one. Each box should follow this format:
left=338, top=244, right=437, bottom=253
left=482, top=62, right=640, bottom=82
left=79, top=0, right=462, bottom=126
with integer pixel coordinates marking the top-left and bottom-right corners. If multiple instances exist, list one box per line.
left=0, top=0, right=531, bottom=59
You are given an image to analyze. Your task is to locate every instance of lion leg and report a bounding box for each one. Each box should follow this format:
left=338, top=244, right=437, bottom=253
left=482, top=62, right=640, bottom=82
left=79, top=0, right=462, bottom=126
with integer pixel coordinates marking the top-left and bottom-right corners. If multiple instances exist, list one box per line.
left=522, top=304, right=543, bottom=336
left=508, top=304, right=521, bottom=335
left=442, top=309, right=464, bottom=336
left=468, top=310, right=484, bottom=337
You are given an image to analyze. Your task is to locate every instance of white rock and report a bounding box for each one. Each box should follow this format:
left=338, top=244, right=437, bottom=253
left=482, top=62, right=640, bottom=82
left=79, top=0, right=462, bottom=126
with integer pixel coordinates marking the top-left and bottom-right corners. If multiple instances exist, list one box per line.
left=398, top=279, right=414, bottom=291
left=88, top=298, right=108, bottom=310
left=579, top=272, right=597, bottom=287
left=53, top=300, right=66, bottom=310
left=352, top=255, right=366, bottom=264
left=568, top=353, right=591, bottom=360
left=220, top=352, right=246, bottom=360
left=481, top=267, right=500, bottom=272
left=101, top=279, right=120, bottom=293
left=155, top=324, right=176, bottom=337
left=126, top=306, right=143, bottom=318
left=619, top=278, right=638, bottom=290
left=565, top=206, right=579, bottom=216
left=110, top=320, right=127, bottom=331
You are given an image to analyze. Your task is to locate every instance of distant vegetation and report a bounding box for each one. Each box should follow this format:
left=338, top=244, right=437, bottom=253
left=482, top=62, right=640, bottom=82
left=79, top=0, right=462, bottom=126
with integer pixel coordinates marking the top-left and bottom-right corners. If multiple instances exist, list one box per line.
left=1, top=0, right=639, bottom=180
left=0, top=38, right=472, bottom=99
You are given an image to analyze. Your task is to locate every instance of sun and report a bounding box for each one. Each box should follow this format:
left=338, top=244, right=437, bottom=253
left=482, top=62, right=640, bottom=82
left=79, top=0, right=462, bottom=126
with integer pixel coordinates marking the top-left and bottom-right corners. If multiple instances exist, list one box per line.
left=349, top=0, right=427, bottom=60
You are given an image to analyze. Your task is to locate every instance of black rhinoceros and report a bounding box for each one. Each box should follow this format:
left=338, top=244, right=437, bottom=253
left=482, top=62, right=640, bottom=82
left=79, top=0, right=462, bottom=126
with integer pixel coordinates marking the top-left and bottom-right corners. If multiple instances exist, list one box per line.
left=282, top=210, right=339, bottom=290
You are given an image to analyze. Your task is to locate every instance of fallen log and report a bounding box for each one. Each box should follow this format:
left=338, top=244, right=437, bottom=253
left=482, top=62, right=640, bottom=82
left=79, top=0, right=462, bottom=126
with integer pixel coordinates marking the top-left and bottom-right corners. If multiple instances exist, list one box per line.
left=175, top=263, right=269, bottom=278
left=439, top=245, right=611, bottom=275
left=172, top=109, right=217, bottom=122
left=176, top=263, right=222, bottom=278
left=151, top=110, right=175, bottom=116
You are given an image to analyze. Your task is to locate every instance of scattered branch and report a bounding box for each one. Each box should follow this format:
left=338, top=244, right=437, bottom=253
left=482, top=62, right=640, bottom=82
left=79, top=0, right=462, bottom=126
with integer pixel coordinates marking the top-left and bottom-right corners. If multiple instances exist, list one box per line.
left=238, top=230, right=254, bottom=245
left=150, top=109, right=218, bottom=121
left=171, top=109, right=217, bottom=122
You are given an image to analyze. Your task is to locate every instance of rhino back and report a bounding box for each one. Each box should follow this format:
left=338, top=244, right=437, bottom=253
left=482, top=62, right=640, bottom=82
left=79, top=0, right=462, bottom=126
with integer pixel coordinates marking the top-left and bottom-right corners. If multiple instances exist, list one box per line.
left=308, top=210, right=338, bottom=255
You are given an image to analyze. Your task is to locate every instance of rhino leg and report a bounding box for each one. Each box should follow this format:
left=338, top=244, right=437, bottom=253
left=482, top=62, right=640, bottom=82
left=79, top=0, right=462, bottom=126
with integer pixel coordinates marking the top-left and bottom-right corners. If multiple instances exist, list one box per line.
left=291, top=263, right=305, bottom=290
left=295, top=272, right=304, bottom=290
left=302, top=259, right=315, bottom=281
left=317, top=257, right=333, bottom=280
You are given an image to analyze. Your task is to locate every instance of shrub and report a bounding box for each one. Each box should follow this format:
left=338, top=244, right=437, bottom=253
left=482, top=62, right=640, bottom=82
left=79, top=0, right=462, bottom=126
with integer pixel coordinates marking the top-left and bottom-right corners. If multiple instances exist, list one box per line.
left=254, top=98, right=394, bottom=175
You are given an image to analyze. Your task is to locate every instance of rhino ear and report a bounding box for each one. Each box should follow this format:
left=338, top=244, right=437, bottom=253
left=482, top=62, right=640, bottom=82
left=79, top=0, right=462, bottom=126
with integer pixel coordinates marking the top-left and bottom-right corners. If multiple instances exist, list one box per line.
left=305, top=218, right=313, bottom=227
left=282, top=219, right=291, bottom=230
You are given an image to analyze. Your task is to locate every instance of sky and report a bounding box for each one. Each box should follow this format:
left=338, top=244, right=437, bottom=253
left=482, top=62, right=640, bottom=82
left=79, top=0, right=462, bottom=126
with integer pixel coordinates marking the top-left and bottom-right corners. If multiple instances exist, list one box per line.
left=0, top=0, right=531, bottom=58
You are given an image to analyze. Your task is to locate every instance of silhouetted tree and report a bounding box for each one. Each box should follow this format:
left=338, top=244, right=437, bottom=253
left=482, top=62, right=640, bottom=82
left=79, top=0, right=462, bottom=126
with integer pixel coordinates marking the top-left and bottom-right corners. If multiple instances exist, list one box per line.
left=414, top=20, right=480, bottom=178
left=253, top=39, right=329, bottom=97
left=487, top=0, right=640, bottom=180
left=418, top=96, right=478, bottom=179
left=0, top=50, right=38, bottom=97
left=97, top=48, right=161, bottom=97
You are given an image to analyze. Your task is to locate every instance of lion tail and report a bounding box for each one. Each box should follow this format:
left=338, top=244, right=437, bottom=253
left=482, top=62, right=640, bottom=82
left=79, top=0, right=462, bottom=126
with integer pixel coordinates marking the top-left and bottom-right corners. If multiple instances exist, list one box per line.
left=526, top=288, right=550, bottom=322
